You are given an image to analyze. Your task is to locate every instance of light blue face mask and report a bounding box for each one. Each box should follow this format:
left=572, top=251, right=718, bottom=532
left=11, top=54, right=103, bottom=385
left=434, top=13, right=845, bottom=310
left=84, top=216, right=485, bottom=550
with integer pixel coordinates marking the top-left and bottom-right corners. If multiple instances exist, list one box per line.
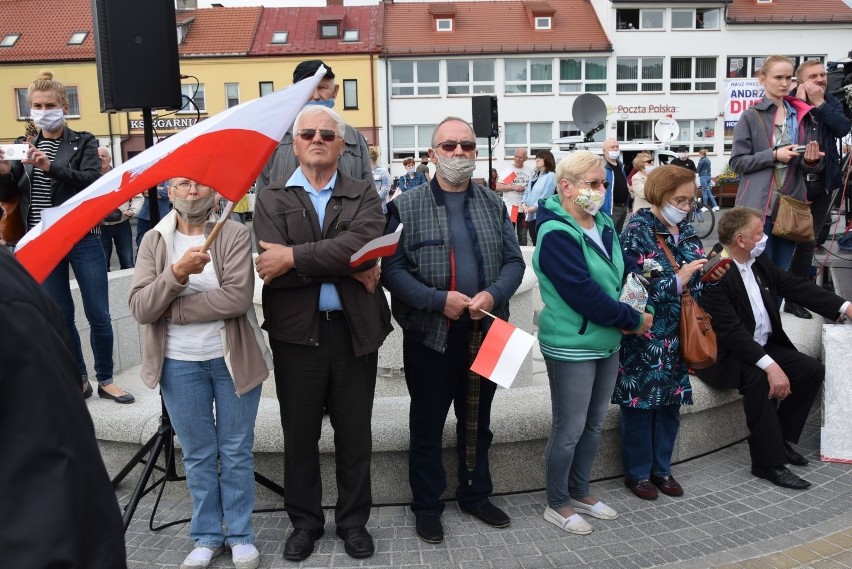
left=306, top=98, right=335, bottom=109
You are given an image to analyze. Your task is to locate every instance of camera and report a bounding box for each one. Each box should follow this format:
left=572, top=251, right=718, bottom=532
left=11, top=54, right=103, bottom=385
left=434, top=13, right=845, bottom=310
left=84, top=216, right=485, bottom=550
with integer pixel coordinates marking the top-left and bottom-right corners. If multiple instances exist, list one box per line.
left=0, top=144, right=29, bottom=161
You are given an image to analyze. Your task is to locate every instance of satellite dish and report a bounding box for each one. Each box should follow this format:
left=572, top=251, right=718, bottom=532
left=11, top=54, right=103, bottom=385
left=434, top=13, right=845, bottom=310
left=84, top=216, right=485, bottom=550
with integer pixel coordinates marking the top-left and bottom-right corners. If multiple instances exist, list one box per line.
left=654, top=117, right=680, bottom=144
left=572, top=94, right=607, bottom=132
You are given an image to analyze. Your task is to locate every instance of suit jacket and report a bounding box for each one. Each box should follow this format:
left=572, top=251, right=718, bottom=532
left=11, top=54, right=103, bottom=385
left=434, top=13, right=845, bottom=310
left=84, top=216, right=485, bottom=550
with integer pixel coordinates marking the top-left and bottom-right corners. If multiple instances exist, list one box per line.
left=695, top=254, right=845, bottom=389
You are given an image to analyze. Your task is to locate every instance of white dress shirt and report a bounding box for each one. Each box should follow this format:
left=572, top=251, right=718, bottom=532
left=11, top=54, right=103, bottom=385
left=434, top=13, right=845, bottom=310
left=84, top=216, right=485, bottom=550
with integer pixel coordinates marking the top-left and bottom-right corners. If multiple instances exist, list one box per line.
left=733, top=258, right=775, bottom=370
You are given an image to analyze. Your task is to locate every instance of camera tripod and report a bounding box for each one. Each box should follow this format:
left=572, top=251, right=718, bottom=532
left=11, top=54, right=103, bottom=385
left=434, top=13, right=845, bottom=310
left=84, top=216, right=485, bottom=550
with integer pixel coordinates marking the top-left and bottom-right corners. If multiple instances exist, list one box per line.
left=111, top=395, right=286, bottom=532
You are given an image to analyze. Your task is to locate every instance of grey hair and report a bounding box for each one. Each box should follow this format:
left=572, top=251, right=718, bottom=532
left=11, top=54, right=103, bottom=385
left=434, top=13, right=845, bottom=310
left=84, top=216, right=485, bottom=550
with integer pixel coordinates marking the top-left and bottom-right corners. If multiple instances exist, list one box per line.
left=555, top=151, right=605, bottom=185
left=293, top=105, right=346, bottom=138
left=431, top=116, right=476, bottom=147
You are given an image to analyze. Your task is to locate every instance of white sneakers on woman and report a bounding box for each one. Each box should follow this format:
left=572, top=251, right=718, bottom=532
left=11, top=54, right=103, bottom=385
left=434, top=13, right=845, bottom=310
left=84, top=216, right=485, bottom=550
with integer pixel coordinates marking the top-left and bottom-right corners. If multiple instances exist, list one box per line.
left=179, top=543, right=259, bottom=569
left=543, top=507, right=593, bottom=535
left=569, top=498, right=619, bottom=520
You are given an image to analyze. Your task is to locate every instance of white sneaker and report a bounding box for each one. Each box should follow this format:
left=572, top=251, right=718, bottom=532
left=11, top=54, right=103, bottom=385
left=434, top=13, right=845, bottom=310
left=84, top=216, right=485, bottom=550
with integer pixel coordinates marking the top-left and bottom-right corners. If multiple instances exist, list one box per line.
left=570, top=498, right=619, bottom=520
left=231, top=543, right=260, bottom=569
left=543, top=507, right=593, bottom=535
left=700, top=207, right=709, bottom=212
left=712, top=206, right=720, bottom=211
left=180, top=545, right=225, bottom=569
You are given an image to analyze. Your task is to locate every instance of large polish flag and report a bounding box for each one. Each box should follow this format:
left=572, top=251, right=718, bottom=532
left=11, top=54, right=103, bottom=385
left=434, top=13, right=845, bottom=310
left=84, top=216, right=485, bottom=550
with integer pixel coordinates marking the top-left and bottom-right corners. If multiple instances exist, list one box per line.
left=15, top=68, right=326, bottom=283
left=350, top=224, right=403, bottom=267
left=470, top=317, right=536, bottom=389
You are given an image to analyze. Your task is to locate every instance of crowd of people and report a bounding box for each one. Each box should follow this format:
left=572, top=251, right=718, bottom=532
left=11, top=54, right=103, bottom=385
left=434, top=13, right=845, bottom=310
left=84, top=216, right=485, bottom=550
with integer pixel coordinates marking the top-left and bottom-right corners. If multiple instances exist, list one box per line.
left=0, top=54, right=850, bottom=568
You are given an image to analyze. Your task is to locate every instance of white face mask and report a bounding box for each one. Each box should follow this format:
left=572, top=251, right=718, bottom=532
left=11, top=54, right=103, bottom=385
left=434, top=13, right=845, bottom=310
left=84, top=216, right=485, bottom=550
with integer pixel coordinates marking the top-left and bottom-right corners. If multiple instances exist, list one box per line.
left=678, top=152, right=688, bottom=160
left=661, top=203, right=688, bottom=225
left=749, top=234, right=768, bottom=259
left=607, top=151, right=621, bottom=161
left=644, top=165, right=656, bottom=174
left=30, top=108, right=65, bottom=132
left=574, top=187, right=605, bottom=216
left=406, top=167, right=416, bottom=175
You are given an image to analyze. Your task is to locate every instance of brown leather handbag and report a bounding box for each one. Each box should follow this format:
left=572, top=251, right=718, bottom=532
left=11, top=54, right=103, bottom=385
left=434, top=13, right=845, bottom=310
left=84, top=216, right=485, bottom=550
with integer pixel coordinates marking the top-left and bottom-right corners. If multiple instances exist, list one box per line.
left=656, top=235, right=717, bottom=369
left=771, top=193, right=814, bottom=244
left=0, top=195, right=25, bottom=243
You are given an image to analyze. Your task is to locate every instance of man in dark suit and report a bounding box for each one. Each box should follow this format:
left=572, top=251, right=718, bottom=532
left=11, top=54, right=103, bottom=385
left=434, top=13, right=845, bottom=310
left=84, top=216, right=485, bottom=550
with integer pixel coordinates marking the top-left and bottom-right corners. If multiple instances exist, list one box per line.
left=697, top=207, right=852, bottom=489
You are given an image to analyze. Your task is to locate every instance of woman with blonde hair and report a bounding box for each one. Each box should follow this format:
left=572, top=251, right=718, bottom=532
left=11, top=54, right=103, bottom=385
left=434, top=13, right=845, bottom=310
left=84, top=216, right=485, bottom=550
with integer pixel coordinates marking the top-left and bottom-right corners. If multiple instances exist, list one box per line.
left=629, top=152, right=654, bottom=213
left=0, top=70, right=134, bottom=403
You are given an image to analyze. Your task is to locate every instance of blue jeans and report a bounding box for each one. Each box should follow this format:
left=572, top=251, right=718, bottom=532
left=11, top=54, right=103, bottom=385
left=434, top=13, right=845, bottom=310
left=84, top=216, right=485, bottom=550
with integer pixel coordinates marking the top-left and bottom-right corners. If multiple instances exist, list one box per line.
left=42, top=233, right=114, bottom=385
left=160, top=357, right=261, bottom=547
left=699, top=176, right=718, bottom=208
left=619, top=405, right=681, bottom=482
left=544, top=353, right=619, bottom=507
left=763, top=217, right=796, bottom=273
left=100, top=221, right=134, bottom=270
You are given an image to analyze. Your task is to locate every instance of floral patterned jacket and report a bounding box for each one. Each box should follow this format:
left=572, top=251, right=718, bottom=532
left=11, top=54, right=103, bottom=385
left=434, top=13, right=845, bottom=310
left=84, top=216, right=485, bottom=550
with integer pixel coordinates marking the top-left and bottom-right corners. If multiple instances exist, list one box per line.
left=612, top=208, right=709, bottom=409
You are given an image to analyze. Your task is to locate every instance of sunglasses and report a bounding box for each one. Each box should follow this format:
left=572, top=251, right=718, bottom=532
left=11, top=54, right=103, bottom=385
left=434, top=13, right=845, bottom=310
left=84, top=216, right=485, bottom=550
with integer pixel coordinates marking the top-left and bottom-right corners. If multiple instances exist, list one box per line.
left=432, top=140, right=477, bottom=152
left=644, top=160, right=654, bottom=164
left=297, top=128, right=339, bottom=142
left=581, top=179, right=610, bottom=190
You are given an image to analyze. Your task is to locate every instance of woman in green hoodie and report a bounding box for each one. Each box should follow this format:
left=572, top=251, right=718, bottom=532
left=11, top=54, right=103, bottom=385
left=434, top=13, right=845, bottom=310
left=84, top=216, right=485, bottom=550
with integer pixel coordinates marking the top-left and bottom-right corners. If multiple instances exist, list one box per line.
left=533, top=151, right=653, bottom=536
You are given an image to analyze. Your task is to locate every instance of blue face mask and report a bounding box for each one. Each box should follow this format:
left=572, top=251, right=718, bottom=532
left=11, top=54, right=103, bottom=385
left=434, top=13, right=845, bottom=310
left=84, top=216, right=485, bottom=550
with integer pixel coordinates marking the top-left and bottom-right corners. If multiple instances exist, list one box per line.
left=306, top=98, right=335, bottom=109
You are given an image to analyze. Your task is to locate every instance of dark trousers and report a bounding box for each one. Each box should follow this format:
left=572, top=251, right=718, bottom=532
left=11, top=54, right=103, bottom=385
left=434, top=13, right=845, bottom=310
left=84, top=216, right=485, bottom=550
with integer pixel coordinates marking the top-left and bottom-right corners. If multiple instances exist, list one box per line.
left=739, top=342, right=823, bottom=467
left=528, top=218, right=539, bottom=246
left=514, top=217, right=528, bottom=246
left=612, top=204, right=629, bottom=234
left=619, top=404, right=681, bottom=481
left=402, top=322, right=498, bottom=516
left=270, top=319, right=377, bottom=530
left=100, top=221, right=134, bottom=270
left=789, top=187, right=834, bottom=280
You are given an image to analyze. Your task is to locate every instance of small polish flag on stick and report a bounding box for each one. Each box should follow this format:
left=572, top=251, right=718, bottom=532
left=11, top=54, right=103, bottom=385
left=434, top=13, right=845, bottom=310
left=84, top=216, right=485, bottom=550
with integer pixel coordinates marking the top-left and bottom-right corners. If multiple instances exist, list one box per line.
left=470, top=312, right=536, bottom=389
left=506, top=203, right=519, bottom=223
left=349, top=224, right=403, bottom=267
left=502, top=171, right=517, bottom=184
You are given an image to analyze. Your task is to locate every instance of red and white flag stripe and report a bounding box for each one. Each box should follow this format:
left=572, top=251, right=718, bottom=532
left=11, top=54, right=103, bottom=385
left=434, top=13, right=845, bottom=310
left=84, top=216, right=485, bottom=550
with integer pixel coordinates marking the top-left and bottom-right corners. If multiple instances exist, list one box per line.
left=350, top=224, right=403, bottom=267
left=15, top=68, right=326, bottom=283
left=470, top=317, right=536, bottom=389
left=506, top=203, right=519, bottom=223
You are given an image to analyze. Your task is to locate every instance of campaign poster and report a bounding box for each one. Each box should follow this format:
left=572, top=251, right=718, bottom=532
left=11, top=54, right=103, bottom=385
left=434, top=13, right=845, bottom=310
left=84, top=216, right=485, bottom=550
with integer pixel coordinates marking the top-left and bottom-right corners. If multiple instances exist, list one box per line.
left=724, top=78, right=764, bottom=128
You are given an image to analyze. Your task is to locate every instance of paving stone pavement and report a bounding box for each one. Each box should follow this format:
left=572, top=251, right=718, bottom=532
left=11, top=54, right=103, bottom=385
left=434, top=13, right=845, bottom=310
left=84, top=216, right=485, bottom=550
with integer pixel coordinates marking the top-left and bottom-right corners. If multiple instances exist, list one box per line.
left=119, top=407, right=852, bottom=569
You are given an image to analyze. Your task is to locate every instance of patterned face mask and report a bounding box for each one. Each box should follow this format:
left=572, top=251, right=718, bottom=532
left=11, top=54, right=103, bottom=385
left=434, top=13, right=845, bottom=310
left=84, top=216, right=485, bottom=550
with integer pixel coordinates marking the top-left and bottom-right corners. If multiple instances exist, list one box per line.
left=574, top=187, right=605, bottom=216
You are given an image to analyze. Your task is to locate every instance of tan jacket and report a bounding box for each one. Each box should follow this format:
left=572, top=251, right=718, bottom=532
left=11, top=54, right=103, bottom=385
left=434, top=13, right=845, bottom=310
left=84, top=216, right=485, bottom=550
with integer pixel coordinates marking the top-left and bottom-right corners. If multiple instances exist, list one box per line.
left=129, top=211, right=272, bottom=394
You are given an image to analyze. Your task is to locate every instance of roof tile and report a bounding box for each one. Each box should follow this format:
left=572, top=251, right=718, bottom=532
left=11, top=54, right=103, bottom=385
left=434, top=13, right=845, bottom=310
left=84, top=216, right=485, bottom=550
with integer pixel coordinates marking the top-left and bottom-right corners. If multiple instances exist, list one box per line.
left=177, top=7, right=262, bottom=57
left=727, top=0, right=852, bottom=24
left=0, top=0, right=95, bottom=63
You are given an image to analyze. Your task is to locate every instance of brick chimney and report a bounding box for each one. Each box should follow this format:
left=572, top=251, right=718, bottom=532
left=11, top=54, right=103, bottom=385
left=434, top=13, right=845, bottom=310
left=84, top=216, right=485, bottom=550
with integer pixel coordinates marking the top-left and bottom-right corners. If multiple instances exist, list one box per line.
left=176, top=0, right=197, bottom=9
left=327, top=0, right=343, bottom=5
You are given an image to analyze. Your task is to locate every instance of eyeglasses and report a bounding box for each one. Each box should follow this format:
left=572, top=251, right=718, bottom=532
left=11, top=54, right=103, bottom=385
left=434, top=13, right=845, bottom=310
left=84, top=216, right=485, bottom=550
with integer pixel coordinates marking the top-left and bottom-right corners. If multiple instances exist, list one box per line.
left=172, top=180, right=213, bottom=195
left=296, top=128, right=339, bottom=142
left=432, top=140, right=477, bottom=152
left=669, top=197, right=697, bottom=210
left=580, top=179, right=610, bottom=190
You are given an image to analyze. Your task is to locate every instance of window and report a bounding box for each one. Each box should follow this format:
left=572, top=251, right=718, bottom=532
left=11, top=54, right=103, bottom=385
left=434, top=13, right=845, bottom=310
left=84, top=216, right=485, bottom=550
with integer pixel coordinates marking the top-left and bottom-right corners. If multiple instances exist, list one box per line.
left=179, top=84, right=205, bottom=113
left=447, top=59, right=496, bottom=95
left=271, top=31, right=288, bottom=44
left=616, top=57, right=663, bottom=93
left=342, top=29, right=359, bottom=42
left=535, top=17, right=552, bottom=30
left=225, top=83, right=239, bottom=109
left=672, top=8, right=720, bottom=30
left=259, top=81, right=274, bottom=96
left=671, top=57, right=717, bottom=91
left=16, top=86, right=80, bottom=118
left=436, top=18, right=453, bottom=31
left=390, top=61, right=439, bottom=96
left=1, top=33, right=20, bottom=47
left=320, top=23, right=339, bottom=39
left=68, top=32, right=88, bottom=45
left=504, top=122, right=552, bottom=157
left=391, top=124, right=436, bottom=160
left=343, top=79, right=358, bottom=110
left=559, top=57, right=607, bottom=93
left=505, top=58, right=553, bottom=94
left=614, top=120, right=654, bottom=142
left=616, top=9, right=663, bottom=30
left=678, top=119, right=716, bottom=153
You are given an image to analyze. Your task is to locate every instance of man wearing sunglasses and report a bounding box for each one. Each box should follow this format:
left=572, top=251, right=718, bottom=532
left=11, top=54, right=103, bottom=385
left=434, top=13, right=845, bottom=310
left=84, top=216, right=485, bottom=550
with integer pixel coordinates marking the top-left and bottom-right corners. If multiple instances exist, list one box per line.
left=382, top=117, right=525, bottom=545
left=253, top=105, right=391, bottom=562
left=256, top=60, right=372, bottom=195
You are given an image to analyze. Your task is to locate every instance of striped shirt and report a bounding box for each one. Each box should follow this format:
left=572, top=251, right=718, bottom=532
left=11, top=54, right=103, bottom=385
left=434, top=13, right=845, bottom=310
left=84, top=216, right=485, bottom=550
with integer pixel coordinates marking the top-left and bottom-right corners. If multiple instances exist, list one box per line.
left=27, top=139, right=60, bottom=229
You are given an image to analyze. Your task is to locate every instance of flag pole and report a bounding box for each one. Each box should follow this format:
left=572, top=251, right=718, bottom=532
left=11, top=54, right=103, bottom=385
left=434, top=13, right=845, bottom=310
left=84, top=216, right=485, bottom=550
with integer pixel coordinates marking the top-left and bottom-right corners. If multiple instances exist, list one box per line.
left=478, top=309, right=497, bottom=320
left=200, top=200, right=234, bottom=253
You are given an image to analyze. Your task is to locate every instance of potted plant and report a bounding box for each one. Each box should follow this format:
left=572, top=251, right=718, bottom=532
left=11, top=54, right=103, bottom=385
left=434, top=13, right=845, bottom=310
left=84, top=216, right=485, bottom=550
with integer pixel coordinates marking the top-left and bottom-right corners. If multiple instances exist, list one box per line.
left=712, top=164, right=740, bottom=206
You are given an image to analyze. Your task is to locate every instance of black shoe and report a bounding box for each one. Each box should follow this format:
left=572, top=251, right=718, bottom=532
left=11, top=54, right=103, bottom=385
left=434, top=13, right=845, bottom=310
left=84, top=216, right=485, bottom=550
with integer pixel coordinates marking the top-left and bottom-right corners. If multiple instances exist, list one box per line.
left=783, top=302, right=812, bottom=319
left=335, top=526, right=374, bottom=559
left=751, top=465, right=811, bottom=490
left=82, top=381, right=93, bottom=399
left=283, top=528, right=324, bottom=561
left=784, top=442, right=809, bottom=466
left=97, top=385, right=135, bottom=404
left=459, top=500, right=510, bottom=528
left=415, top=515, right=444, bottom=544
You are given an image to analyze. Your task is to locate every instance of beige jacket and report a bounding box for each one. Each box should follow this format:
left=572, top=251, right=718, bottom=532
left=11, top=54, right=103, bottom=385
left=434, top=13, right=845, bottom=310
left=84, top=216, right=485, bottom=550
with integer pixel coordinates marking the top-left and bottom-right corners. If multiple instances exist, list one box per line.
left=129, top=211, right=272, bottom=394
left=631, top=170, right=651, bottom=213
